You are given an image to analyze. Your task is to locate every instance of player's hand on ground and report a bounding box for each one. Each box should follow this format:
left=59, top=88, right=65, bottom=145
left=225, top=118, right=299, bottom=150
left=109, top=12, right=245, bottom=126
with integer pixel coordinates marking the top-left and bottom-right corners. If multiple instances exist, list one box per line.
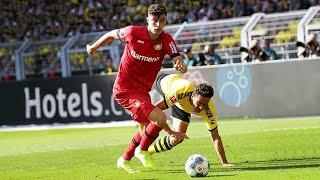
left=86, top=44, right=96, bottom=56
left=169, top=131, right=189, bottom=141
left=222, top=163, right=234, bottom=168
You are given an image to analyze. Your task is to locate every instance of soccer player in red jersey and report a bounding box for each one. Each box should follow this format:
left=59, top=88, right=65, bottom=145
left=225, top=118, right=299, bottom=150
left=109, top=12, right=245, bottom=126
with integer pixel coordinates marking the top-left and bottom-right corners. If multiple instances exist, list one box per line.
left=87, top=4, right=188, bottom=173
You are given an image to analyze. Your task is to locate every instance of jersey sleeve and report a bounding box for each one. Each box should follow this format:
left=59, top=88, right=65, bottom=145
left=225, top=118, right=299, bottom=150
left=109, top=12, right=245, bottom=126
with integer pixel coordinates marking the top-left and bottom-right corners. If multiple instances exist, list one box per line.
left=200, top=101, right=218, bottom=131
left=163, top=34, right=180, bottom=58
left=117, top=25, right=134, bottom=42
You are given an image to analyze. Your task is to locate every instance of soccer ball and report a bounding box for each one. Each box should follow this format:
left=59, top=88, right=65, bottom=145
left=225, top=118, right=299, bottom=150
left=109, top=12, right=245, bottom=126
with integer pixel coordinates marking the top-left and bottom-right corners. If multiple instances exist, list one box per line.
left=185, top=154, right=210, bottom=177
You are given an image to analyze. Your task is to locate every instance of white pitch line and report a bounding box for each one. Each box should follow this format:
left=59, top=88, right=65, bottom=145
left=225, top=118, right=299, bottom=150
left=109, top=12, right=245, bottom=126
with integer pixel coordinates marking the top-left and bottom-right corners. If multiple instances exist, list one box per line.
left=0, top=121, right=137, bottom=132
left=190, top=126, right=320, bottom=139
left=1, top=116, right=320, bottom=132
left=0, top=126, right=319, bottom=157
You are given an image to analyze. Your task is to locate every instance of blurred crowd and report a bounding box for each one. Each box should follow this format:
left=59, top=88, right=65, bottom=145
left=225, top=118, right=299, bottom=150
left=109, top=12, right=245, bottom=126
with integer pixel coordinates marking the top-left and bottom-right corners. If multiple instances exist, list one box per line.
left=0, top=0, right=319, bottom=82
left=297, top=34, right=320, bottom=58
left=181, top=40, right=279, bottom=67
left=1, top=0, right=318, bottom=43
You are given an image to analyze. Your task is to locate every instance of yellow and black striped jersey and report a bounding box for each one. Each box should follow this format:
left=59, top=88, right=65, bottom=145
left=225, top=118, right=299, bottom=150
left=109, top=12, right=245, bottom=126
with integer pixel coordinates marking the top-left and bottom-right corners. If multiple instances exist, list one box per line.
left=160, top=74, right=218, bottom=130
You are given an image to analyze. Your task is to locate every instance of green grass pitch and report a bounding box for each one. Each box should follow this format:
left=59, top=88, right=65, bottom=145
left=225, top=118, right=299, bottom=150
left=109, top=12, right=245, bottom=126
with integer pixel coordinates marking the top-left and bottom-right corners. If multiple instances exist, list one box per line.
left=0, top=117, right=319, bottom=179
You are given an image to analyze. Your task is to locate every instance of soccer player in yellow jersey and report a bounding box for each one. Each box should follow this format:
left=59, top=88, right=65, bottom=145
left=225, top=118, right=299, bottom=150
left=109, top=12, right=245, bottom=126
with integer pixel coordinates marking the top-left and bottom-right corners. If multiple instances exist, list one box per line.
left=149, top=73, right=233, bottom=167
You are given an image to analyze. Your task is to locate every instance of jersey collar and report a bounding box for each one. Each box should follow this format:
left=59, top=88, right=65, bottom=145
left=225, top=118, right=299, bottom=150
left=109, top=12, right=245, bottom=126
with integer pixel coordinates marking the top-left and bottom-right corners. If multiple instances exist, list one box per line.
left=146, top=26, right=163, bottom=41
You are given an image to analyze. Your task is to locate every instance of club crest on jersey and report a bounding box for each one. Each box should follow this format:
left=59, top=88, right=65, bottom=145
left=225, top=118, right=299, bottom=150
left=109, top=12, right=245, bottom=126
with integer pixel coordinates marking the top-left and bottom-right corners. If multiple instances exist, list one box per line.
left=154, top=43, right=162, bottom=51
left=170, top=96, right=177, bottom=103
left=134, top=100, right=141, bottom=108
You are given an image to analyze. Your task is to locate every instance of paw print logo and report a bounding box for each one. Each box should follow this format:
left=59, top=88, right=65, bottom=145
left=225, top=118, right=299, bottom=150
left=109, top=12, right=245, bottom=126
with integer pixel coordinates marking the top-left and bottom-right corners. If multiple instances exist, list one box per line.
left=217, top=64, right=252, bottom=107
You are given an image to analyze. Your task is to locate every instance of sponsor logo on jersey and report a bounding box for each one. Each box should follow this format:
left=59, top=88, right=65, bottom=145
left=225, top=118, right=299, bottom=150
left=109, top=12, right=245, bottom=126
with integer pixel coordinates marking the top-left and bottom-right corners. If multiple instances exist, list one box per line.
left=204, top=105, right=213, bottom=118
left=137, top=40, right=144, bottom=44
left=177, top=92, right=192, bottom=100
left=131, top=50, right=160, bottom=62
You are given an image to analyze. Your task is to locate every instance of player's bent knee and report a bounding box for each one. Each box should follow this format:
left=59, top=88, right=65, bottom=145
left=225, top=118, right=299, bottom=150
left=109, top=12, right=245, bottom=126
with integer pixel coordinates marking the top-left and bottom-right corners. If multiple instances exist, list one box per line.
left=149, top=107, right=166, bottom=124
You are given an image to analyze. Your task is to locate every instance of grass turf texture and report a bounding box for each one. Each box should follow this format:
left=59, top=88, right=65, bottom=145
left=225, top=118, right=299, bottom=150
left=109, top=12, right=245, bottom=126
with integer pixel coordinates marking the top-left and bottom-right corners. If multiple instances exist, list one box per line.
left=0, top=117, right=319, bottom=179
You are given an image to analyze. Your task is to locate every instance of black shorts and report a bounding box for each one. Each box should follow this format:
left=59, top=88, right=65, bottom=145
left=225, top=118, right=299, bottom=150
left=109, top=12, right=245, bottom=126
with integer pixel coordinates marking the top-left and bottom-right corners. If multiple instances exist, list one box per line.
left=155, top=73, right=191, bottom=123
left=171, top=104, right=191, bottom=123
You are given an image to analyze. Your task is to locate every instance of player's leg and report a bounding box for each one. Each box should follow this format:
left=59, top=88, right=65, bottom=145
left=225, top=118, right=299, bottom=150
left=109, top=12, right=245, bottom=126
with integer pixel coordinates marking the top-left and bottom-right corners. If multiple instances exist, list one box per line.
left=117, top=123, right=149, bottom=173
left=139, top=107, right=166, bottom=150
left=148, top=117, right=189, bottom=154
left=114, top=93, right=150, bottom=172
left=138, top=72, right=170, bottom=153
left=149, top=105, right=190, bottom=154
left=120, top=123, right=147, bottom=160
left=114, top=92, right=161, bottom=168
left=135, top=107, right=165, bottom=169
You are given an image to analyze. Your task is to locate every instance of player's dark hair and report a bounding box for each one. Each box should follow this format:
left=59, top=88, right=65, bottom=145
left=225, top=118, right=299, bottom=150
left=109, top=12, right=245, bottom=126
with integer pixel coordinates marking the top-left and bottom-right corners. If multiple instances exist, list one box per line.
left=148, top=4, right=167, bottom=16
left=194, top=83, right=214, bottom=98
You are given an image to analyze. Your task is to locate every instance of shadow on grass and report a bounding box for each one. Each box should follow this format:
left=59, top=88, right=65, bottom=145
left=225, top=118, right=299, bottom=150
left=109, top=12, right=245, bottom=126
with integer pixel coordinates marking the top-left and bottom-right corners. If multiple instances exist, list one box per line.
left=212, top=157, right=320, bottom=172
left=156, top=168, right=235, bottom=178
left=165, top=157, right=320, bottom=173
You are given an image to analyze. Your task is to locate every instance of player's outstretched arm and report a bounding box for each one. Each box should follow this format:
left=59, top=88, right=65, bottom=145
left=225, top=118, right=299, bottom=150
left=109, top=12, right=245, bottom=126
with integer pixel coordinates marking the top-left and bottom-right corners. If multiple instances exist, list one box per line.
left=87, top=29, right=119, bottom=56
left=172, top=56, right=187, bottom=73
left=155, top=100, right=168, bottom=110
left=149, top=107, right=188, bottom=141
left=209, top=128, right=233, bottom=166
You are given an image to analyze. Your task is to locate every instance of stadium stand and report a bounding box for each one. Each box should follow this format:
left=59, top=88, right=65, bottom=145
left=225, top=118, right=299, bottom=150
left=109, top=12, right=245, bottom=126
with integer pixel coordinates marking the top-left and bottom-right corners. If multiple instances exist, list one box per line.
left=172, top=17, right=250, bottom=64
left=67, top=32, right=121, bottom=75
left=0, top=42, right=20, bottom=81
left=22, top=39, right=68, bottom=79
left=1, top=0, right=309, bottom=43
left=252, top=10, right=306, bottom=59
left=0, top=1, right=319, bottom=82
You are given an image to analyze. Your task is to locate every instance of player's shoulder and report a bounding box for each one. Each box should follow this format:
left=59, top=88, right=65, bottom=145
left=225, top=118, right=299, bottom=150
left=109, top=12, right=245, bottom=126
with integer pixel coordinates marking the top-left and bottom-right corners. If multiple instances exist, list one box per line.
left=165, top=73, right=185, bottom=83
left=172, top=74, right=195, bottom=89
left=161, top=30, right=172, bottom=37
left=161, top=30, right=174, bottom=41
left=186, top=81, right=197, bottom=90
left=129, top=25, right=145, bottom=31
left=167, top=73, right=181, bottom=79
left=125, top=25, right=146, bottom=36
